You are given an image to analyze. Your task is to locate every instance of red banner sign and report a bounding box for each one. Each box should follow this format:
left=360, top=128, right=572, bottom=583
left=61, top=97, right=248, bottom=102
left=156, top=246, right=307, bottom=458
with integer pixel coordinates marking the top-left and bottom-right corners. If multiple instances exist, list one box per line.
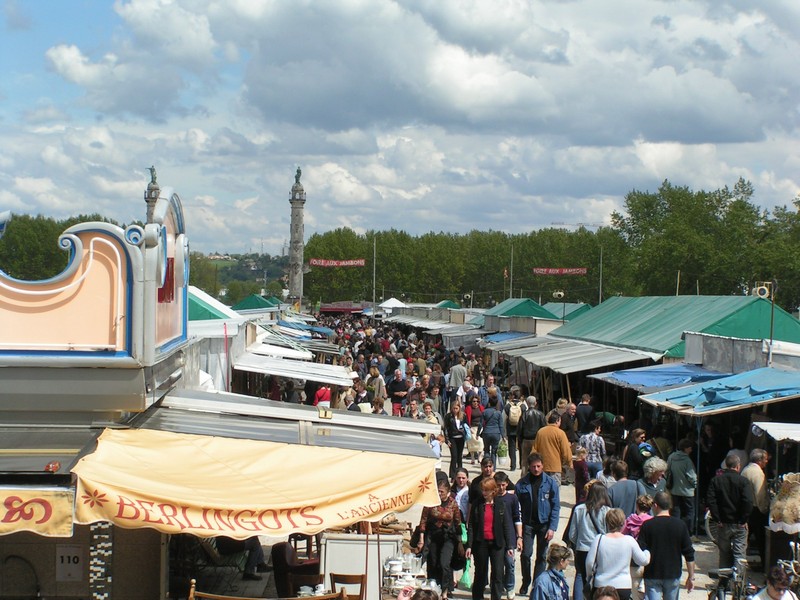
left=533, top=267, right=588, bottom=275
left=309, top=258, right=366, bottom=267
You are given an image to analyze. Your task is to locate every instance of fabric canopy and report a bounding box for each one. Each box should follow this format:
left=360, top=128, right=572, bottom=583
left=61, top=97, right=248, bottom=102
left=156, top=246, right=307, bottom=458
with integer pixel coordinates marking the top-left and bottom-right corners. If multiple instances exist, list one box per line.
left=234, top=352, right=357, bottom=386
left=73, top=428, right=438, bottom=539
left=640, top=367, right=800, bottom=416
left=589, top=363, right=728, bottom=392
left=0, top=487, right=75, bottom=537
left=515, top=339, right=656, bottom=374
left=752, top=421, right=800, bottom=443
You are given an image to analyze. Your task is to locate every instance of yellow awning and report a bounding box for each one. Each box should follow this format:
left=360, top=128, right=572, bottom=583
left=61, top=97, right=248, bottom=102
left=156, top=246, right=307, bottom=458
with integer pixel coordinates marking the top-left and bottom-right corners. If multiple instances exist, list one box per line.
left=0, top=488, right=74, bottom=537
left=72, top=429, right=438, bottom=539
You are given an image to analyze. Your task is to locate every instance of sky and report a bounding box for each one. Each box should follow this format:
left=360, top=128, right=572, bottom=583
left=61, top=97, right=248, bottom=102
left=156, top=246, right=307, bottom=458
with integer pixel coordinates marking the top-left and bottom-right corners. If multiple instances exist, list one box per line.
left=1, top=0, right=799, bottom=256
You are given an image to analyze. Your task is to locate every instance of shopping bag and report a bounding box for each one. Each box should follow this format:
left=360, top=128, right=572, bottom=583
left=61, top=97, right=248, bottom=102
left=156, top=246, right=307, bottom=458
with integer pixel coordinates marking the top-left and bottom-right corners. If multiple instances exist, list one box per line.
left=457, top=558, right=472, bottom=591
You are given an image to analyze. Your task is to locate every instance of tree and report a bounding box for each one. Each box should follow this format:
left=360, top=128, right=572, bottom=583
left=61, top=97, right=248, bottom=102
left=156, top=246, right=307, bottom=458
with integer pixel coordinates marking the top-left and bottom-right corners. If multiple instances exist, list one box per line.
left=189, top=252, right=219, bottom=297
left=611, top=179, right=763, bottom=297
left=224, top=280, right=263, bottom=306
left=0, top=213, right=116, bottom=280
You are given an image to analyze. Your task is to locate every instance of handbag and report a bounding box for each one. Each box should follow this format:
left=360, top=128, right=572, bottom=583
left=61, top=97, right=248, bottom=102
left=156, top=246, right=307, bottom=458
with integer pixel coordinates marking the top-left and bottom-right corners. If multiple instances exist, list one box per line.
left=463, top=422, right=472, bottom=440
left=457, top=558, right=472, bottom=590
left=583, top=534, right=602, bottom=600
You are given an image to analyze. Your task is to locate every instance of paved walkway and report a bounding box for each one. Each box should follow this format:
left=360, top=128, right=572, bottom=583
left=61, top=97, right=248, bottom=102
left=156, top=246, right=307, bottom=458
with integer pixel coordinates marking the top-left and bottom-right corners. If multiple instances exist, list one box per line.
left=201, top=445, right=756, bottom=599
left=415, top=447, right=736, bottom=600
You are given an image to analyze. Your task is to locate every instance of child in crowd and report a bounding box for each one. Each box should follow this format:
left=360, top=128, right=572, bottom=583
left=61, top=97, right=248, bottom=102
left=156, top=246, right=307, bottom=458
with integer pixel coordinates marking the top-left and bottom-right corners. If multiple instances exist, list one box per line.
left=574, top=446, right=590, bottom=503
left=622, top=495, right=654, bottom=599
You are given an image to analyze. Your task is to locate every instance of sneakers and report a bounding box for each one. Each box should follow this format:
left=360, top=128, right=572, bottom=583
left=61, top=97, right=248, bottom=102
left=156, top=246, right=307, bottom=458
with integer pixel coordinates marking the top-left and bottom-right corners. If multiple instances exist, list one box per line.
left=243, top=572, right=262, bottom=581
left=506, top=589, right=516, bottom=599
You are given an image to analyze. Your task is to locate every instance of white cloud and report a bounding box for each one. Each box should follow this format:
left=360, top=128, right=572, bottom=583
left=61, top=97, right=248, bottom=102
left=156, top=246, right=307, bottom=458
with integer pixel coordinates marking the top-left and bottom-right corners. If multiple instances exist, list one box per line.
left=0, top=0, right=797, bottom=254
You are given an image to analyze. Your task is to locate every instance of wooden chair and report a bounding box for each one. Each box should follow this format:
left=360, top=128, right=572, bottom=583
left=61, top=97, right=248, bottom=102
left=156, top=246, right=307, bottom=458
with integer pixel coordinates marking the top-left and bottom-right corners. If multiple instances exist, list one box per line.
left=287, top=572, right=325, bottom=597
left=282, top=591, right=346, bottom=600
left=329, top=573, right=366, bottom=600
left=187, top=578, right=263, bottom=600
left=288, top=532, right=319, bottom=558
left=188, top=578, right=347, bottom=600
left=271, top=542, right=320, bottom=598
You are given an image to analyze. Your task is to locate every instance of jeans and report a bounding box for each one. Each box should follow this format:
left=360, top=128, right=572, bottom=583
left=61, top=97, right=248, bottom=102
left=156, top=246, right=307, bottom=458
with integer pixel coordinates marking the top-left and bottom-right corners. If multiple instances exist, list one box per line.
left=507, top=434, right=519, bottom=471
left=644, top=577, right=681, bottom=600
left=670, top=495, right=695, bottom=535
left=717, top=522, right=748, bottom=569
left=573, top=550, right=587, bottom=600
left=503, top=549, right=515, bottom=593
left=484, top=432, right=502, bottom=466
left=587, top=461, right=603, bottom=479
left=521, top=439, right=536, bottom=475
left=520, top=521, right=550, bottom=589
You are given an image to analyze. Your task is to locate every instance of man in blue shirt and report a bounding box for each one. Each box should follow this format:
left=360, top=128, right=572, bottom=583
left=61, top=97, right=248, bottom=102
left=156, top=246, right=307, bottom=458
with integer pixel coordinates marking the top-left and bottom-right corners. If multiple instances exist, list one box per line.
left=514, top=452, right=560, bottom=595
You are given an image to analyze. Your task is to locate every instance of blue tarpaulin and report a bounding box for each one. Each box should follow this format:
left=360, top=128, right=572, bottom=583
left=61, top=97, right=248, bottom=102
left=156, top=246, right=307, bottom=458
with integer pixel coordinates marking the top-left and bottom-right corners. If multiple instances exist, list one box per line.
left=640, top=367, right=800, bottom=415
left=276, top=320, right=334, bottom=337
left=483, top=331, right=532, bottom=344
left=589, top=363, right=728, bottom=392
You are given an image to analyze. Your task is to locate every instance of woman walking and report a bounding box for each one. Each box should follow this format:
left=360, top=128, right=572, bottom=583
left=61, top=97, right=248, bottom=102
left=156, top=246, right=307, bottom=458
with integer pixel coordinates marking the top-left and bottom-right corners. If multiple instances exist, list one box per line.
left=585, top=509, right=650, bottom=600
left=568, top=482, right=611, bottom=600
left=416, top=476, right=462, bottom=600
left=444, top=400, right=467, bottom=478
left=481, top=394, right=504, bottom=467
left=465, top=478, right=516, bottom=600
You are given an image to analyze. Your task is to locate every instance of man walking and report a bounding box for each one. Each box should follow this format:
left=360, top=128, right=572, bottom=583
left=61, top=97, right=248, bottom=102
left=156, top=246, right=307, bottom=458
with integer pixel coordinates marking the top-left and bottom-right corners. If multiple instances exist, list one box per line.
left=638, top=491, right=696, bottom=599
left=532, top=411, right=572, bottom=485
left=386, top=369, right=409, bottom=416
left=447, top=357, right=468, bottom=410
left=741, top=448, right=770, bottom=568
left=504, top=387, right=524, bottom=471
left=665, top=439, right=697, bottom=535
left=707, top=453, right=754, bottom=569
left=575, top=393, right=597, bottom=435
left=518, top=396, right=545, bottom=473
left=515, top=453, right=560, bottom=595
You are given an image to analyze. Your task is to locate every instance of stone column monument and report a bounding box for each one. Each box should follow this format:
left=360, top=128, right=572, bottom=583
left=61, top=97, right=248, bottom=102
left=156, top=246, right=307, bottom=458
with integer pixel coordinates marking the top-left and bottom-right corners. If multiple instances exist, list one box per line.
left=288, top=167, right=306, bottom=307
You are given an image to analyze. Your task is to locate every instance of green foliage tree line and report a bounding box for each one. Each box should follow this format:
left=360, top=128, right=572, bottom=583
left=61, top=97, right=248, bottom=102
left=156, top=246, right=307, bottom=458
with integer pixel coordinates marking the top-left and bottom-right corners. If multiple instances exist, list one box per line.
left=2, top=178, right=800, bottom=311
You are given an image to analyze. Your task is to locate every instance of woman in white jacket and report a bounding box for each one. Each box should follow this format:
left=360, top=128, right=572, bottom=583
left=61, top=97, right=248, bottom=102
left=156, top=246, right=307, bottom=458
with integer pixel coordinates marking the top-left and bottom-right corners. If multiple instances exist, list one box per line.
left=585, top=508, right=650, bottom=600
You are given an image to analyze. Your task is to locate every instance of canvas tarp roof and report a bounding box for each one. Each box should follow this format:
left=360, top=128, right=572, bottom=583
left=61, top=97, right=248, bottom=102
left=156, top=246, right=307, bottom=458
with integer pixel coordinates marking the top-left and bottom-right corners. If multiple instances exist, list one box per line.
left=589, top=363, right=729, bottom=392
left=514, top=339, right=656, bottom=374
left=542, top=302, right=592, bottom=321
left=484, top=298, right=558, bottom=319
left=640, top=367, right=800, bottom=416
left=234, top=352, right=356, bottom=386
left=188, top=285, right=243, bottom=321
left=71, top=390, right=439, bottom=539
left=752, top=421, right=800, bottom=444
left=436, top=299, right=460, bottom=309
left=550, top=295, right=800, bottom=358
left=232, top=294, right=278, bottom=311
left=380, top=297, right=407, bottom=309
left=479, top=334, right=541, bottom=352
left=384, top=314, right=450, bottom=330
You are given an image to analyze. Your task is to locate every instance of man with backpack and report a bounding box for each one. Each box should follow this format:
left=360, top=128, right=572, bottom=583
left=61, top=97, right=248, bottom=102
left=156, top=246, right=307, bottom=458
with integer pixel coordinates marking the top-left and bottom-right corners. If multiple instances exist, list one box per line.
left=518, top=396, right=546, bottom=475
left=504, top=386, right=525, bottom=471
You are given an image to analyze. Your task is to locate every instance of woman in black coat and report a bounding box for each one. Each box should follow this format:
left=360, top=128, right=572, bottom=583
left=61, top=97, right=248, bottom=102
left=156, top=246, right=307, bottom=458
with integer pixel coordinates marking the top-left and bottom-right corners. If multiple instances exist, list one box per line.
left=465, top=478, right=517, bottom=600
left=443, top=400, right=467, bottom=477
